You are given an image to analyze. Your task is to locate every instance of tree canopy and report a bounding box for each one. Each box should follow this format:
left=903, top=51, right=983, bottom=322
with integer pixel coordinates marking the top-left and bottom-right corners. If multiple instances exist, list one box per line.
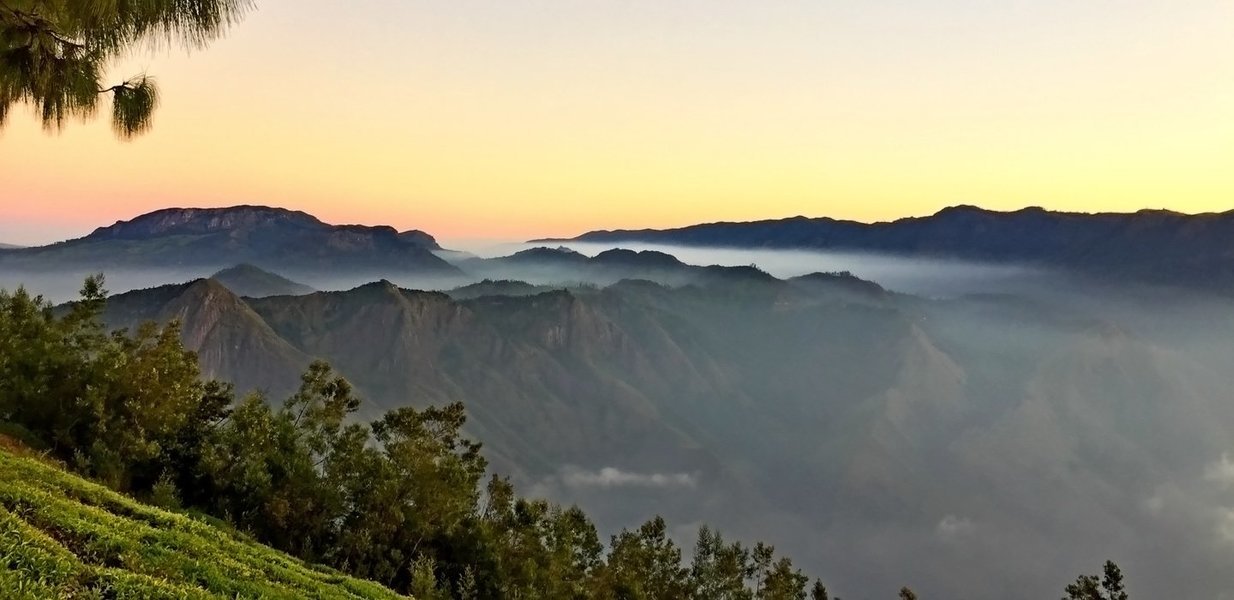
left=0, top=0, right=251, bottom=137
left=0, top=276, right=1134, bottom=598
left=0, top=276, right=837, bottom=598
left=1064, top=561, right=1128, bottom=600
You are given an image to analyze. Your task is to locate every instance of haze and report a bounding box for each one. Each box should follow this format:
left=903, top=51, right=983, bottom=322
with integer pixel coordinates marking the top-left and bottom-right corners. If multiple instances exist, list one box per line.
left=15, top=247, right=1232, bottom=598
left=4, top=1, right=1234, bottom=598
left=460, top=240, right=1050, bottom=297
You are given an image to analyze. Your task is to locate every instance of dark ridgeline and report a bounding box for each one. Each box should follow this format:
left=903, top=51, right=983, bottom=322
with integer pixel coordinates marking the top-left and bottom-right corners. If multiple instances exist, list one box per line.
left=0, top=205, right=458, bottom=278
left=551, top=205, right=1234, bottom=291
left=459, top=246, right=781, bottom=288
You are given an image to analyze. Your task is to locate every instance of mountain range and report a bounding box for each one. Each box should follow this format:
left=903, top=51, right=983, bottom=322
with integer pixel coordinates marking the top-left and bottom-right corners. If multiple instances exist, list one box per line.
left=90, top=261, right=1234, bottom=599
left=13, top=204, right=1234, bottom=597
left=11, top=204, right=1234, bottom=294
left=458, top=246, right=786, bottom=288
left=550, top=205, right=1234, bottom=291
left=0, top=206, right=458, bottom=280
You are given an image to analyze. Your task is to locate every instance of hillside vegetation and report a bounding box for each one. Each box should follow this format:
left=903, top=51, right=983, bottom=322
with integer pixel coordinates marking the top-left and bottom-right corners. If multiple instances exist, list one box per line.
left=0, top=276, right=839, bottom=599
left=0, top=275, right=1129, bottom=598
left=0, top=444, right=406, bottom=600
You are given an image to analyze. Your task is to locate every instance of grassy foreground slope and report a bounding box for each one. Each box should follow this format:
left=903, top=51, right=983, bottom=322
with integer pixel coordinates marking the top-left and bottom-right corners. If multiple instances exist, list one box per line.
left=0, top=447, right=409, bottom=600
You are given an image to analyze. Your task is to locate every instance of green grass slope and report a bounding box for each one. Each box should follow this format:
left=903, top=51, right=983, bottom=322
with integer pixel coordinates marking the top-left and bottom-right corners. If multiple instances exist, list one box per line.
left=0, top=447, right=409, bottom=600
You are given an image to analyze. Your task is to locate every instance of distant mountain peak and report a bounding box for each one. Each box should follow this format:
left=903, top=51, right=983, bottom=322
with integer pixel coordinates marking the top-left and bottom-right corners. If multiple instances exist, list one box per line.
left=933, top=204, right=986, bottom=215
left=349, top=279, right=406, bottom=298
left=89, top=205, right=325, bottom=240
left=210, top=264, right=315, bottom=298
left=591, top=249, right=687, bottom=271
left=508, top=246, right=588, bottom=262
left=398, top=229, right=439, bottom=248
left=929, top=205, right=1055, bottom=220
left=181, top=276, right=240, bottom=300
left=5, top=205, right=457, bottom=276
left=560, top=205, right=1234, bottom=293
left=82, top=205, right=443, bottom=251
left=789, top=271, right=886, bottom=297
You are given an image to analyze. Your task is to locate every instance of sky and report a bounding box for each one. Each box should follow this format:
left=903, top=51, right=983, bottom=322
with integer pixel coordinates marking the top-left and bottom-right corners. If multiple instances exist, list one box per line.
left=1, top=0, right=1233, bottom=246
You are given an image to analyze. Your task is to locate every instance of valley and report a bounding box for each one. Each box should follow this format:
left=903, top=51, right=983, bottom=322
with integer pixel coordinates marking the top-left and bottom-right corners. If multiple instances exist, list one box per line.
left=6, top=205, right=1234, bottom=597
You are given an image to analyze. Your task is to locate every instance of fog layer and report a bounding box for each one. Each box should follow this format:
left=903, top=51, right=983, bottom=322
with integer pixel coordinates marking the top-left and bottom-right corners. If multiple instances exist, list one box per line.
left=7, top=244, right=1234, bottom=598
left=451, top=240, right=1050, bottom=297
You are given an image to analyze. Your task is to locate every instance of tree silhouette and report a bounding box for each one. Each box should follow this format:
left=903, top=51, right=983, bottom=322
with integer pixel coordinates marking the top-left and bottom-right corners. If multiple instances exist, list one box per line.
left=1064, top=561, right=1128, bottom=600
left=0, top=0, right=250, bottom=137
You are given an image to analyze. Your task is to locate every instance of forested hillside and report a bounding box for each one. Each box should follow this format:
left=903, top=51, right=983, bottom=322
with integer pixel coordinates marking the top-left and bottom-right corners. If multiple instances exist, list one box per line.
left=0, top=275, right=1136, bottom=598
left=0, top=277, right=841, bottom=599
left=84, top=265, right=1221, bottom=597
left=1, top=0, right=1200, bottom=595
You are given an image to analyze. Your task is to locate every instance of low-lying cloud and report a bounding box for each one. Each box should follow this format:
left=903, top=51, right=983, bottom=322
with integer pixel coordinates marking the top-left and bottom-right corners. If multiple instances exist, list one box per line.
left=450, top=239, right=1050, bottom=298
left=561, top=466, right=697, bottom=489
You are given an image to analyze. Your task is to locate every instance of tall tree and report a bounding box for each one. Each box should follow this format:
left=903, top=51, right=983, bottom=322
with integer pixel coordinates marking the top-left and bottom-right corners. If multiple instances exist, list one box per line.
left=757, top=557, right=809, bottom=600
left=809, top=580, right=830, bottom=600
left=0, top=0, right=251, bottom=137
left=1064, top=561, right=1128, bottom=600
left=689, top=526, right=752, bottom=600
left=0, top=275, right=840, bottom=599
left=598, top=516, right=691, bottom=600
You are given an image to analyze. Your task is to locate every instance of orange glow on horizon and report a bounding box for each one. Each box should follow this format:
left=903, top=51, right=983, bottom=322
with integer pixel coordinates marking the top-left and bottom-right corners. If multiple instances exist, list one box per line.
left=2, top=1, right=1233, bottom=246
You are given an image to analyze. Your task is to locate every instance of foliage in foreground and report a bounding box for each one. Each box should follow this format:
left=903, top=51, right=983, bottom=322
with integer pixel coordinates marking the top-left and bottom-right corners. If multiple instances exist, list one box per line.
left=0, top=0, right=251, bottom=137
left=1063, top=561, right=1128, bottom=600
left=0, top=444, right=406, bottom=599
left=0, top=277, right=831, bottom=598
left=0, top=276, right=1129, bottom=598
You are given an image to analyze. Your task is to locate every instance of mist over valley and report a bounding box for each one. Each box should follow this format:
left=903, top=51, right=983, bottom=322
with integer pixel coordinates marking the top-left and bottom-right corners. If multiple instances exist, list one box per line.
left=4, top=2, right=1229, bottom=596
left=4, top=205, right=1233, bottom=597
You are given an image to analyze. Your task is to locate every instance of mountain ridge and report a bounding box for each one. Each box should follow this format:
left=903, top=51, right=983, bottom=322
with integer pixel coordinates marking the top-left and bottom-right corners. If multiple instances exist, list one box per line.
left=542, top=205, right=1224, bottom=240
left=83, top=267, right=1234, bottom=598
left=542, top=205, right=1234, bottom=291
left=85, top=205, right=442, bottom=250
left=0, top=205, right=459, bottom=279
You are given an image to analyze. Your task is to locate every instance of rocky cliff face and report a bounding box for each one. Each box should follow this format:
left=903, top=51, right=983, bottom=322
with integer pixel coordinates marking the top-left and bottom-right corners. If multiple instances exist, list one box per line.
left=103, top=279, right=311, bottom=399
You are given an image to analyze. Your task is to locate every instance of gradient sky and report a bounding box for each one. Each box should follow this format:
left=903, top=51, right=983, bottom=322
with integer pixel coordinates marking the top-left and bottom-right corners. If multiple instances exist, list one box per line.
left=2, top=0, right=1233, bottom=245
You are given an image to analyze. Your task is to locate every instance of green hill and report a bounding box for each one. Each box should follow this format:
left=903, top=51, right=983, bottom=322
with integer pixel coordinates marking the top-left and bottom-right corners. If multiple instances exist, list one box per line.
left=0, top=445, right=408, bottom=600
